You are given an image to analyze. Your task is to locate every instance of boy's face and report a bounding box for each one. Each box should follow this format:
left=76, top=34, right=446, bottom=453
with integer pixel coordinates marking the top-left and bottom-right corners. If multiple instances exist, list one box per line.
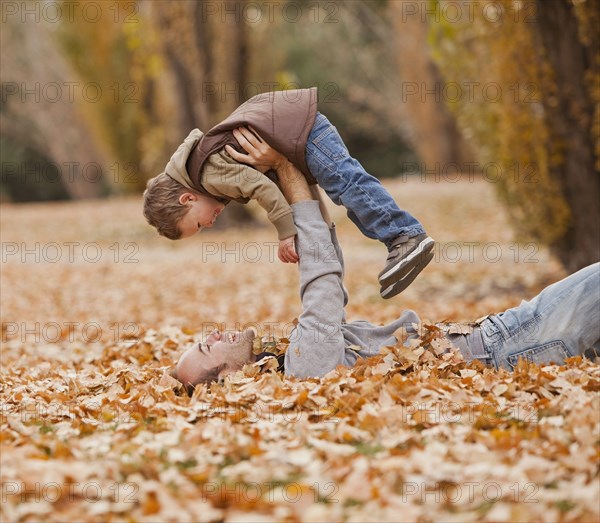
left=177, top=193, right=225, bottom=238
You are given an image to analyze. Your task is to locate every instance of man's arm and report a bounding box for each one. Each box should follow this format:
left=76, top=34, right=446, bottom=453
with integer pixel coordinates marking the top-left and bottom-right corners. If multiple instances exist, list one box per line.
left=284, top=199, right=348, bottom=377
left=226, top=127, right=313, bottom=205
left=225, top=128, right=309, bottom=263
left=226, top=126, right=348, bottom=378
left=273, top=157, right=314, bottom=204
left=227, top=127, right=333, bottom=226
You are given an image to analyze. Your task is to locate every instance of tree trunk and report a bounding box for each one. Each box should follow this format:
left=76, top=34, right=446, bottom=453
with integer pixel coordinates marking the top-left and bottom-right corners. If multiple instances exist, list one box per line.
left=390, top=0, right=474, bottom=169
left=0, top=16, right=107, bottom=200
left=534, top=0, right=600, bottom=271
left=154, top=1, right=210, bottom=133
left=153, top=0, right=255, bottom=226
left=232, top=0, right=249, bottom=105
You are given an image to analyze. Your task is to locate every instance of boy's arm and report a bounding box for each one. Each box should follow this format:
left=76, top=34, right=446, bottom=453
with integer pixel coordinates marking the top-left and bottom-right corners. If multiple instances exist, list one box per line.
left=202, top=151, right=297, bottom=241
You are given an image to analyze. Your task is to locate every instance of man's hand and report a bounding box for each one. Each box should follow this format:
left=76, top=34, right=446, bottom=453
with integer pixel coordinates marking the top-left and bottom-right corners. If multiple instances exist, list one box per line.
left=226, top=125, right=313, bottom=205
left=225, top=126, right=287, bottom=173
left=278, top=235, right=299, bottom=263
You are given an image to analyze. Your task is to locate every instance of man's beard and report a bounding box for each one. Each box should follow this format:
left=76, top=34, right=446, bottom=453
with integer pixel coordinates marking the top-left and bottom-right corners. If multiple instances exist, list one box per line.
left=222, top=328, right=257, bottom=369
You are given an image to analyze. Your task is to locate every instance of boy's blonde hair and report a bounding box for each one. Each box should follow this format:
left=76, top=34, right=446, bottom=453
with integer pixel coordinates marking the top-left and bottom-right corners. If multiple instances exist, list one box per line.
left=142, top=173, right=195, bottom=240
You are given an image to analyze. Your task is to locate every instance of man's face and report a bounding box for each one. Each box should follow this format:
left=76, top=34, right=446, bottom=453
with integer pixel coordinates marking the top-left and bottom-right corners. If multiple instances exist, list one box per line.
left=177, top=193, right=225, bottom=239
left=175, top=328, right=257, bottom=388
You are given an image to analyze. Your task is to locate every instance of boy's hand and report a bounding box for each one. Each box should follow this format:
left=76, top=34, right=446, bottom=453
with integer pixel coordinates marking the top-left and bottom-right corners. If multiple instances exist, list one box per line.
left=225, top=126, right=288, bottom=173
left=278, top=235, right=299, bottom=263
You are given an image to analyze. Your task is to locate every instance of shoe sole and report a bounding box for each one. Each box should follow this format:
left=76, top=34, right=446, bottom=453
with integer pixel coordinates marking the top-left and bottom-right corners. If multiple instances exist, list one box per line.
left=380, top=251, right=434, bottom=299
left=379, top=236, right=435, bottom=286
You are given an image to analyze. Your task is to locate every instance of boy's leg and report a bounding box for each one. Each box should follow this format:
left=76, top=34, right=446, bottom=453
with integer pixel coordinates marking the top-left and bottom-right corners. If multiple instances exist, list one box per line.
left=345, top=208, right=379, bottom=241
left=305, top=112, right=435, bottom=297
left=478, top=263, right=600, bottom=370
left=305, top=113, right=423, bottom=243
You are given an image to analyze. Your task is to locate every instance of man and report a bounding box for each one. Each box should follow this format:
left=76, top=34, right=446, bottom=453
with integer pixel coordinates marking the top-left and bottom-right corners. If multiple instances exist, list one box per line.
left=174, top=128, right=600, bottom=392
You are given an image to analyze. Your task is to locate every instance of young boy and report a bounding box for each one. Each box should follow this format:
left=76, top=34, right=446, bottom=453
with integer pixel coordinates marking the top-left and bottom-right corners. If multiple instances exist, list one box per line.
left=143, top=87, right=435, bottom=298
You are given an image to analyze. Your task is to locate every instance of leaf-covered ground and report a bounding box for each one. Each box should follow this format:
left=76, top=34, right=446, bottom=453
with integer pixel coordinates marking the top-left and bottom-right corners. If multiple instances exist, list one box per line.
left=1, top=177, right=598, bottom=522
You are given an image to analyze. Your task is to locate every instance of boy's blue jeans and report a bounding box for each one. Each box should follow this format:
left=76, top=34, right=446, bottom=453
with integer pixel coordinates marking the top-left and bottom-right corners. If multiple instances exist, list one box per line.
left=305, top=112, right=425, bottom=250
left=474, top=263, right=600, bottom=370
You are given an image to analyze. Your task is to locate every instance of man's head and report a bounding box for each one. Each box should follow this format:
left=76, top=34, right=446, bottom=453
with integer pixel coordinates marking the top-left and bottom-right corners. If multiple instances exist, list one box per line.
left=143, top=173, right=225, bottom=240
left=175, top=328, right=257, bottom=393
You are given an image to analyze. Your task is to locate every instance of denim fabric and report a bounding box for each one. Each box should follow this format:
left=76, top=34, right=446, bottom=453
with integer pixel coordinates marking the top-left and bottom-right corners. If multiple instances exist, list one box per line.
left=478, top=263, right=600, bottom=370
left=305, top=112, right=425, bottom=249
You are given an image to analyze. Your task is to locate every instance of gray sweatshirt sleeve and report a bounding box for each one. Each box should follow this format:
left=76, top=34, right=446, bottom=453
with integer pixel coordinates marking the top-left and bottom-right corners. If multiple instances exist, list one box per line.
left=284, top=201, right=348, bottom=378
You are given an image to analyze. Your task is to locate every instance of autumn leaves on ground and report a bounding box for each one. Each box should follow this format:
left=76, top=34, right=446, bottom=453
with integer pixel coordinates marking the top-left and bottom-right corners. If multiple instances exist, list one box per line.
left=1, top=178, right=598, bottom=523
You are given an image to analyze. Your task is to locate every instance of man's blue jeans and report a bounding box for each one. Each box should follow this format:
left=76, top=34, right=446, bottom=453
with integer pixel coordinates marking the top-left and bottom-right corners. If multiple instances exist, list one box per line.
left=305, top=112, right=425, bottom=250
left=476, top=263, right=600, bottom=370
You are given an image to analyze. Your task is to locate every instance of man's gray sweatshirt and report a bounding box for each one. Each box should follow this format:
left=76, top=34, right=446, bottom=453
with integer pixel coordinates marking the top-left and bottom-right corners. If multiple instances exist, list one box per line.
left=283, top=201, right=422, bottom=378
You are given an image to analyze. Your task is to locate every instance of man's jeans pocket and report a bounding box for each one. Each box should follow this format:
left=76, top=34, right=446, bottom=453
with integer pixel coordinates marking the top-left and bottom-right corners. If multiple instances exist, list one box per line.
left=506, top=340, right=569, bottom=369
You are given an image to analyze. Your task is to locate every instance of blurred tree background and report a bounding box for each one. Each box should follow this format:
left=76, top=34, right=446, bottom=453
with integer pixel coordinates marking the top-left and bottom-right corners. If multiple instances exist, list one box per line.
left=1, top=0, right=598, bottom=270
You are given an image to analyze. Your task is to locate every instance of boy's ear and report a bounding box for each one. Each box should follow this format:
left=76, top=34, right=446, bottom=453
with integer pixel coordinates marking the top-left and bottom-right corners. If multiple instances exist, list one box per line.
left=178, top=192, right=195, bottom=205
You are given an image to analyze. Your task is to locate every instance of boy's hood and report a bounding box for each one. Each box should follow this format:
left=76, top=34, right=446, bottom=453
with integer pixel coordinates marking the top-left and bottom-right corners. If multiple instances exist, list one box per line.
left=164, top=129, right=204, bottom=190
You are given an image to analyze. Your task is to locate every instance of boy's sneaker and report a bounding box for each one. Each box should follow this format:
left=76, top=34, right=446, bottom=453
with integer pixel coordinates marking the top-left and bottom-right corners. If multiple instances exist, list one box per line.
left=380, top=251, right=434, bottom=299
left=378, top=234, right=435, bottom=299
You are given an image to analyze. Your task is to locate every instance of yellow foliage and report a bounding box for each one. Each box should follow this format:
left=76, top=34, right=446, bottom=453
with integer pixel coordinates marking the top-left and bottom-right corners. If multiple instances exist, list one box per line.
left=428, top=0, right=574, bottom=244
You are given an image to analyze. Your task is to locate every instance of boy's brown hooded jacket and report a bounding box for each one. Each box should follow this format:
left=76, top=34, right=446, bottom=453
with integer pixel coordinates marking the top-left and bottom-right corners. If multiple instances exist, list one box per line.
left=164, top=87, right=318, bottom=240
